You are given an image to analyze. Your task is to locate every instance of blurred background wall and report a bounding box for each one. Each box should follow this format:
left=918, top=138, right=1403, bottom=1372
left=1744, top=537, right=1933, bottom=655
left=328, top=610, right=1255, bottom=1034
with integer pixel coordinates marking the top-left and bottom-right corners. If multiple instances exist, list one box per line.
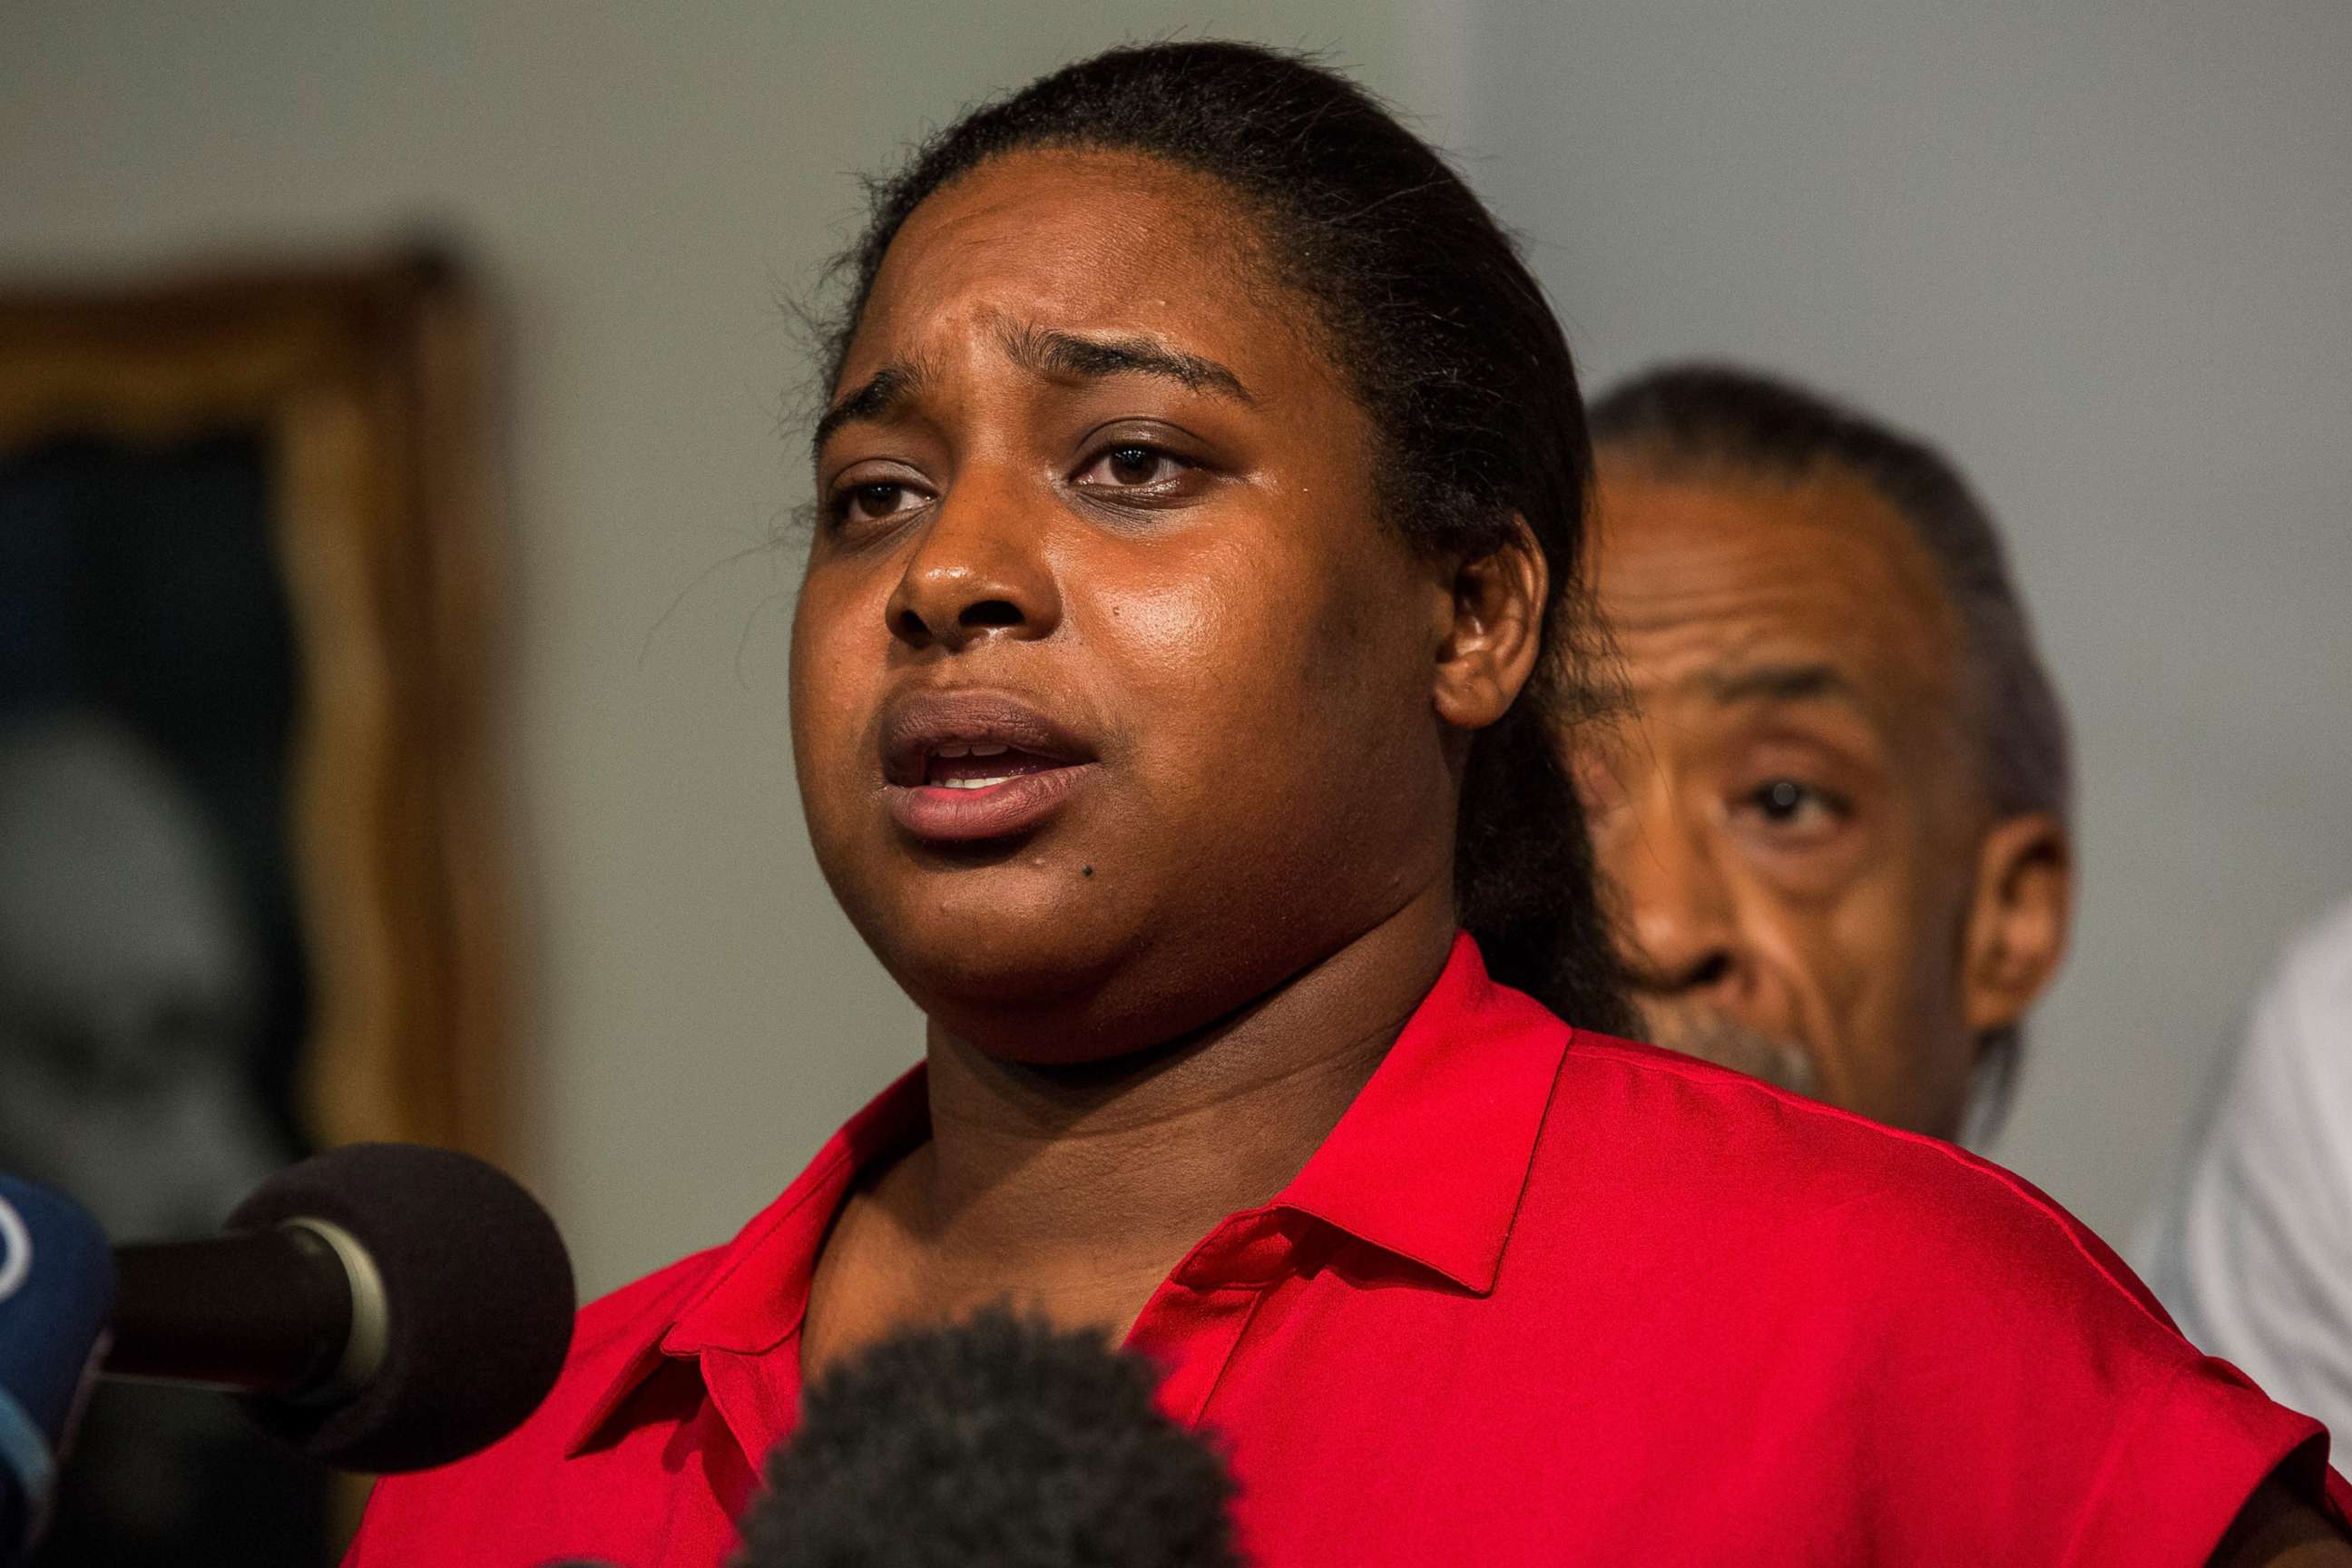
left=4, top=1, right=2345, bottom=1298
left=1, top=1, right=1416, bottom=1297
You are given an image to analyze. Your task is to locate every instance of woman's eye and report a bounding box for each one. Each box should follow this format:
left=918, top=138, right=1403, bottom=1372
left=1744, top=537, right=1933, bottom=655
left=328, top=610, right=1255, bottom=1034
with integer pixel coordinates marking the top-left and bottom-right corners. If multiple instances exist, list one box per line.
left=832, top=480, right=926, bottom=528
left=1075, top=444, right=1190, bottom=491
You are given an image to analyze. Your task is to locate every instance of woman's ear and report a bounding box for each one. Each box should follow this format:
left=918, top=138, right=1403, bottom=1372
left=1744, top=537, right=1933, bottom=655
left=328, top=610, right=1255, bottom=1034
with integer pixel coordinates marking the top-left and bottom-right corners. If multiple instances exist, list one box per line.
left=1959, top=811, right=2073, bottom=1040
left=1432, top=516, right=1547, bottom=731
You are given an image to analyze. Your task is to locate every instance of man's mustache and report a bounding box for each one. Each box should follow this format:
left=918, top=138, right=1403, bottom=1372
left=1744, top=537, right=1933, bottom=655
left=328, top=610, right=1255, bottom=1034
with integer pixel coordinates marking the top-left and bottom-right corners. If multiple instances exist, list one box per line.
left=1633, top=1005, right=1822, bottom=1100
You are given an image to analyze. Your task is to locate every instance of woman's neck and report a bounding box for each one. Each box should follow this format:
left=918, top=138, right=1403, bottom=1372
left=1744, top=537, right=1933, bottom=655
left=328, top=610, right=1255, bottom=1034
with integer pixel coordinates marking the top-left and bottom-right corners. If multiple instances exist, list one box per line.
left=837, top=890, right=1458, bottom=1344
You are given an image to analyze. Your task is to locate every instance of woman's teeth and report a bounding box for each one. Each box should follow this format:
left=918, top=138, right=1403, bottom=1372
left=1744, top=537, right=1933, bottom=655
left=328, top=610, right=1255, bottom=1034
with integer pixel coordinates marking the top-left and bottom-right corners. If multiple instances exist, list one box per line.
left=926, top=741, right=1037, bottom=789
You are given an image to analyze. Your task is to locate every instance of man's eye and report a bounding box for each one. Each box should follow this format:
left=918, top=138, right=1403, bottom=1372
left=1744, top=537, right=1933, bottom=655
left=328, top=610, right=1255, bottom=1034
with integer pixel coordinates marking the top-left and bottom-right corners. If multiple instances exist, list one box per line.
left=1075, top=444, right=1189, bottom=489
left=1744, top=779, right=1846, bottom=828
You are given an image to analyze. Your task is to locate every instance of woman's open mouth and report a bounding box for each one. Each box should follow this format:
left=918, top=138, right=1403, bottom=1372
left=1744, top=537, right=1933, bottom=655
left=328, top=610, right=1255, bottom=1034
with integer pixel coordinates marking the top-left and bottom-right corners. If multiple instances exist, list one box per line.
left=879, top=692, right=1099, bottom=844
left=924, top=742, right=1063, bottom=790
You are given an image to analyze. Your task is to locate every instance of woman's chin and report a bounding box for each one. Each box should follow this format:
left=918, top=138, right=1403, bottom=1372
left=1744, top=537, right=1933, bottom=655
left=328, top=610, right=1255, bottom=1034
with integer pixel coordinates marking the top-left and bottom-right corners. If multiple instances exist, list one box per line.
left=887, top=937, right=1247, bottom=1065
left=867, top=915, right=1133, bottom=1031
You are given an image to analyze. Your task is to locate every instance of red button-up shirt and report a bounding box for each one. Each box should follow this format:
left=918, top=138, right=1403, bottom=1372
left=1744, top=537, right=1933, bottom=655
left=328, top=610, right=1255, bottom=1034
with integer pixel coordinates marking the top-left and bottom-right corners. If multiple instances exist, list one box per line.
left=350, top=936, right=2347, bottom=1565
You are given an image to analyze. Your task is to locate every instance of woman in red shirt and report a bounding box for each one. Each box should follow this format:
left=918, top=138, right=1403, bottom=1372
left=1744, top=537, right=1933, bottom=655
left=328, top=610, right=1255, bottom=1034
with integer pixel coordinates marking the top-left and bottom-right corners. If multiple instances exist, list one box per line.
left=352, top=40, right=2348, bottom=1566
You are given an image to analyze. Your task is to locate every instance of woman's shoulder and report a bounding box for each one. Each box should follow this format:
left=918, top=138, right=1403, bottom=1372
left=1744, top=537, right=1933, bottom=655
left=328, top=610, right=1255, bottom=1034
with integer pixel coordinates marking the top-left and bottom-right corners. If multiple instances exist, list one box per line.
left=1512, top=1030, right=2346, bottom=1553
left=1541, top=1028, right=2179, bottom=1335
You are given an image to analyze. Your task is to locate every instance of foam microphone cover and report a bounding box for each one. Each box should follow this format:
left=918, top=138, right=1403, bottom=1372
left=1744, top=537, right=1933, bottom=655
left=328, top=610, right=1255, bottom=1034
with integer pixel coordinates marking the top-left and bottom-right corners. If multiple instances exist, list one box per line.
left=0, top=1176, right=114, bottom=1561
left=740, top=1309, right=1242, bottom=1568
left=230, top=1143, right=574, bottom=1474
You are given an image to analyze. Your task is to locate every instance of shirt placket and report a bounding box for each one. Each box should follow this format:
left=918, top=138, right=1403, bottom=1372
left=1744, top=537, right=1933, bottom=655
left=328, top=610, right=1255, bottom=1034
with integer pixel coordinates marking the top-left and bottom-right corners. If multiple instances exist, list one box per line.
left=1126, top=1205, right=1300, bottom=1426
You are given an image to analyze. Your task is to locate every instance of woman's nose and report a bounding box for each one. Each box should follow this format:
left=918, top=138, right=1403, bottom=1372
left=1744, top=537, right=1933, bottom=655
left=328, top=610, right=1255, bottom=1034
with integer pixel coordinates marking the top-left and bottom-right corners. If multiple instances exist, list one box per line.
left=883, top=469, right=1063, bottom=652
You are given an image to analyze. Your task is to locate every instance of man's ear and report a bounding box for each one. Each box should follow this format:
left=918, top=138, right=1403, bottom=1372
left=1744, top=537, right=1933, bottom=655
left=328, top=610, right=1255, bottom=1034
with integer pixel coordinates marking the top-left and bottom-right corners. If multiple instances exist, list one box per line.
left=1432, top=516, right=1547, bottom=731
left=1959, top=810, right=2073, bottom=1039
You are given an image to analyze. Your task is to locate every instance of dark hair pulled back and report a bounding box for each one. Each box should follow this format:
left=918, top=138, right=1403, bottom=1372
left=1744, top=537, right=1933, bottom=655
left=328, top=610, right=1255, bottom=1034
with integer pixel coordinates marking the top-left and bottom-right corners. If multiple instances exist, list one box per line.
left=823, top=40, right=1628, bottom=1032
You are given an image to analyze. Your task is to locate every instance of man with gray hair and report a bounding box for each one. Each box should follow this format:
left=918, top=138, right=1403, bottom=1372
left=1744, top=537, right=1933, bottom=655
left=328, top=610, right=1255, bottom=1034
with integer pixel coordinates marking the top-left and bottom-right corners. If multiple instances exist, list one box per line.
left=1573, top=363, right=2072, bottom=1144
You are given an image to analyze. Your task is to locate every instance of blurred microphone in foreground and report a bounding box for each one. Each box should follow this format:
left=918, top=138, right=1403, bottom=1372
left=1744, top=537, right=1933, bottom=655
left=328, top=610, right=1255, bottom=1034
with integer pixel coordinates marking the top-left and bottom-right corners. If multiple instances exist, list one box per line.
left=736, top=1310, right=1242, bottom=1568
left=1, top=1144, right=575, bottom=1566
left=0, top=1176, right=113, bottom=1565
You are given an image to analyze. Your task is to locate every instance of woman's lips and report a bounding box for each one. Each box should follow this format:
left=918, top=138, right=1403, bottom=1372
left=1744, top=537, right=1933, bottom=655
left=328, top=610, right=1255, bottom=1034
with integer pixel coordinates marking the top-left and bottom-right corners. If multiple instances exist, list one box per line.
left=885, top=761, right=1097, bottom=843
left=877, top=691, right=1099, bottom=844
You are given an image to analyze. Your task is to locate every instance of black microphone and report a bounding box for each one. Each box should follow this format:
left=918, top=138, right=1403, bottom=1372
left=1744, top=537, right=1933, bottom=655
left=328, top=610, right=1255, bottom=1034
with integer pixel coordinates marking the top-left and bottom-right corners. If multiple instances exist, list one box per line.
left=735, top=1309, right=1243, bottom=1568
left=101, top=1142, right=575, bottom=1474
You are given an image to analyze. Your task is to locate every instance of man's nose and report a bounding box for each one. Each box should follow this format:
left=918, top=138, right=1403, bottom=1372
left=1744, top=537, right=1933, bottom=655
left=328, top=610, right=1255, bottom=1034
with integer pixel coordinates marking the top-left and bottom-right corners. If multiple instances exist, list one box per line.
left=884, top=467, right=1063, bottom=652
left=1607, top=801, right=1744, bottom=999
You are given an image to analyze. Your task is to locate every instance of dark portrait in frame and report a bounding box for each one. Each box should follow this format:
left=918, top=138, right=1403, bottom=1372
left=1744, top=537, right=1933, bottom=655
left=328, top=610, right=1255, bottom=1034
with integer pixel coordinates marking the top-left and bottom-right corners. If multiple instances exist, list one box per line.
left=0, top=252, right=506, bottom=1564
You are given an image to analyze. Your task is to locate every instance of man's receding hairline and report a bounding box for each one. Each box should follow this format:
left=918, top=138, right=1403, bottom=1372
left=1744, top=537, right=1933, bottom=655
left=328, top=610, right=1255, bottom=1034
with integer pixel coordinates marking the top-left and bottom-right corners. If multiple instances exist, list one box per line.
left=1601, top=435, right=1899, bottom=514
left=1597, top=431, right=2004, bottom=788
left=1599, top=443, right=1979, bottom=666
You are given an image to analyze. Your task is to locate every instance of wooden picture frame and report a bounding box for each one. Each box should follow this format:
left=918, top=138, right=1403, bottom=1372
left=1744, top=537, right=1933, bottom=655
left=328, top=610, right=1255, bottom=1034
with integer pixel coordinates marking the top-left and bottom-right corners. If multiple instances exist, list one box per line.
left=0, top=250, right=507, bottom=1164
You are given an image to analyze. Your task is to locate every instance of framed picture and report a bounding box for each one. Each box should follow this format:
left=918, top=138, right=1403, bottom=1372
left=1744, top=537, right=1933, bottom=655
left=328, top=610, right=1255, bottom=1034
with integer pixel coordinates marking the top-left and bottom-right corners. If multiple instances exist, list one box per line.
left=0, top=251, right=505, bottom=1563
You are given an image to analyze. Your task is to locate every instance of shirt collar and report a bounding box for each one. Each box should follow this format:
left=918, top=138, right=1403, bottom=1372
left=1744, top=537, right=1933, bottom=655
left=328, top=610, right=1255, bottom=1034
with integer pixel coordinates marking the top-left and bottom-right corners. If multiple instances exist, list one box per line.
left=564, top=931, right=1570, bottom=1454
left=1270, top=931, right=1570, bottom=1296
left=562, top=1066, right=929, bottom=1455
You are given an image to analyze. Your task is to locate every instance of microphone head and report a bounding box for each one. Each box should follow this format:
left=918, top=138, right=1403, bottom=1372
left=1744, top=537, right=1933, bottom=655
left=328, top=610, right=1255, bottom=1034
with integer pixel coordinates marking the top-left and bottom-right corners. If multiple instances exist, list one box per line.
left=741, top=1309, right=1241, bottom=1568
left=227, top=1143, right=574, bottom=1474
left=0, top=1174, right=116, bottom=1556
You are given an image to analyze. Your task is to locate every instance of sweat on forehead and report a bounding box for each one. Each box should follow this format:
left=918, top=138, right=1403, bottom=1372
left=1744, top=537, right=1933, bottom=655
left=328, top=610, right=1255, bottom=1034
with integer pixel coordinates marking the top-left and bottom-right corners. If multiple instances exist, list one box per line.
left=828, top=146, right=1296, bottom=381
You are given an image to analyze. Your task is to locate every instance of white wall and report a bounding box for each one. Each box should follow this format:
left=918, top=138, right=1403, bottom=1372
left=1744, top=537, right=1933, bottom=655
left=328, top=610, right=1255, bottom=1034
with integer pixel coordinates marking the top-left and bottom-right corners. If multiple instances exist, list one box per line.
left=2, top=1, right=1412, bottom=1295
left=9, top=2, right=2344, bottom=1289
left=1454, top=0, right=2352, bottom=1238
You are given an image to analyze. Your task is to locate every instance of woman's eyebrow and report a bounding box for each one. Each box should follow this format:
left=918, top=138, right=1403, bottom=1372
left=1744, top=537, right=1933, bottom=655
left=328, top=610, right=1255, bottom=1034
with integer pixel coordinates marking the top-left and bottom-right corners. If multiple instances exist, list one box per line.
left=813, top=361, right=926, bottom=456
left=814, top=327, right=1255, bottom=457
left=1000, top=322, right=1255, bottom=405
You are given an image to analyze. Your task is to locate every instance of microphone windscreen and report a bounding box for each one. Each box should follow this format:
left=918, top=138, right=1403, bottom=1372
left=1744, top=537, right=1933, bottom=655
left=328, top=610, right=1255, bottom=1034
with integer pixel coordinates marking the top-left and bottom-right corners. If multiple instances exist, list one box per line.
left=0, top=1175, right=114, bottom=1557
left=740, top=1309, right=1241, bottom=1568
left=229, top=1143, right=574, bottom=1474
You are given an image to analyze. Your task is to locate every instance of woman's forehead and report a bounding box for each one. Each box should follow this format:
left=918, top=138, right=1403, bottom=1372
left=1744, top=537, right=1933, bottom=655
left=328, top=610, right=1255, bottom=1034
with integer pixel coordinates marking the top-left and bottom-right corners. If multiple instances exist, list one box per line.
left=837, top=148, right=1310, bottom=397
